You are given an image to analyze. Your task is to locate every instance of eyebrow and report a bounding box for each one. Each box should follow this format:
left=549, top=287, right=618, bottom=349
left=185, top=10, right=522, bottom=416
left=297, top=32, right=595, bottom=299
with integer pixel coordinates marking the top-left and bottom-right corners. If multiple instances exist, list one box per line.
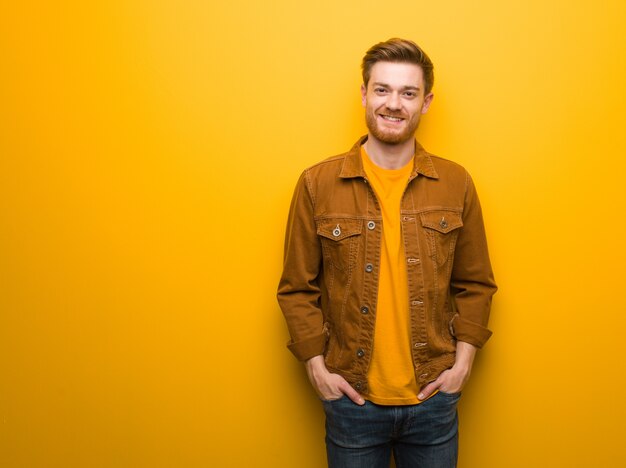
left=371, top=82, right=421, bottom=92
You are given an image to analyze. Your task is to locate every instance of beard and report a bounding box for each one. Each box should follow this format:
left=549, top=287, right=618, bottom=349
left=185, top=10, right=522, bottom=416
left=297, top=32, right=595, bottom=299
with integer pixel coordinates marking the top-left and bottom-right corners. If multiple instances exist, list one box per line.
left=365, top=109, right=420, bottom=145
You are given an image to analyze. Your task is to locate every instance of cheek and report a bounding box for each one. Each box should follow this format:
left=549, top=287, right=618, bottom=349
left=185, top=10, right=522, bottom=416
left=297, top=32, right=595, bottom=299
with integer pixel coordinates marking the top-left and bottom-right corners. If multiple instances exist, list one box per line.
left=410, top=105, right=423, bottom=118
left=366, top=104, right=379, bottom=117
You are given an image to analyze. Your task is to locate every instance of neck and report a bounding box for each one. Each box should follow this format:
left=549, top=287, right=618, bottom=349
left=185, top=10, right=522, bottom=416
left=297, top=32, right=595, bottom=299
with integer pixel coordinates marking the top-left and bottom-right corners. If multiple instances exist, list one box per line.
left=363, top=135, right=415, bottom=169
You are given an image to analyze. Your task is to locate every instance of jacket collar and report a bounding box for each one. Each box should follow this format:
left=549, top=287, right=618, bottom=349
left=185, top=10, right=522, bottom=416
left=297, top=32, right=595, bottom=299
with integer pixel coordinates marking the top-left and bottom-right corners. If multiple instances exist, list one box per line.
left=339, top=135, right=439, bottom=180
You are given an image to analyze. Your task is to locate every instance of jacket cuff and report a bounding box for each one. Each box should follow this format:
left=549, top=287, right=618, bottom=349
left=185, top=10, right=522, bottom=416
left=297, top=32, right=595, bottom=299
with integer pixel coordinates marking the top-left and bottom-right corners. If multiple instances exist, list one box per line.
left=287, top=333, right=327, bottom=361
left=450, top=314, right=492, bottom=348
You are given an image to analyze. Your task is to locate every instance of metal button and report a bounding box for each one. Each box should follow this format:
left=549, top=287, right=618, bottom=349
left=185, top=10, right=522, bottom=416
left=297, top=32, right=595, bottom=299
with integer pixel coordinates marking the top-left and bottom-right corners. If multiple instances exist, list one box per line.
left=367, top=221, right=376, bottom=230
left=439, top=217, right=448, bottom=229
left=360, top=306, right=369, bottom=314
left=332, top=224, right=341, bottom=237
left=356, top=348, right=365, bottom=357
left=365, top=263, right=373, bottom=272
left=355, top=382, right=362, bottom=390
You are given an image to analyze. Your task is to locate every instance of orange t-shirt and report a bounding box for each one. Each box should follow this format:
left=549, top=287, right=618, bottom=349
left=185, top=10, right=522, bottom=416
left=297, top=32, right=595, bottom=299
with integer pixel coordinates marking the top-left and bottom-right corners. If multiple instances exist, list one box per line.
left=361, top=147, right=422, bottom=405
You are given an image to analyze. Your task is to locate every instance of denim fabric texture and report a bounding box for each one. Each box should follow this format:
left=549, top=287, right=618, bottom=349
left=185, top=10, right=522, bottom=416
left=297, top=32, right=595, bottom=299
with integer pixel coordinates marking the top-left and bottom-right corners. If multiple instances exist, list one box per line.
left=323, top=392, right=460, bottom=468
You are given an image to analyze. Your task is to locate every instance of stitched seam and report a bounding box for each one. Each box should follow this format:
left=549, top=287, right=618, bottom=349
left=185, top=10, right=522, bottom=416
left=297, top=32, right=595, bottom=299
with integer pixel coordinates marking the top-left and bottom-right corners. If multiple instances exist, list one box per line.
left=304, top=169, right=316, bottom=207
left=337, top=237, right=356, bottom=364
left=327, top=261, right=334, bottom=300
left=411, top=207, right=463, bottom=214
left=428, top=231, right=439, bottom=315
left=464, top=171, right=469, bottom=197
left=315, top=215, right=370, bottom=221
left=443, top=237, right=458, bottom=339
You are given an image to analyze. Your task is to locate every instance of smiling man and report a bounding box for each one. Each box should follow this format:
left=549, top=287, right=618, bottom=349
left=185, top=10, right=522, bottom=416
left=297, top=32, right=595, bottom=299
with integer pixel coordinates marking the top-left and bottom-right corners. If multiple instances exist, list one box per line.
left=278, top=38, right=497, bottom=468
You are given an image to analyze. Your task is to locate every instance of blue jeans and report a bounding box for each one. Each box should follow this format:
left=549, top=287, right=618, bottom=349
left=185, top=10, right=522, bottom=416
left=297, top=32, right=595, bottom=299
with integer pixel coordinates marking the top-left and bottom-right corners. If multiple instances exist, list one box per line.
left=322, top=392, right=460, bottom=468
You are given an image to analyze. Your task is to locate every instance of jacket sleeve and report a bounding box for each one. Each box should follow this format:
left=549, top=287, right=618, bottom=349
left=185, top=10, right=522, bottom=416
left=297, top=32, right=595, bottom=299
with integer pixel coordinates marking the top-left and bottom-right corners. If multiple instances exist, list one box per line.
left=449, top=172, right=497, bottom=348
left=277, top=170, right=327, bottom=361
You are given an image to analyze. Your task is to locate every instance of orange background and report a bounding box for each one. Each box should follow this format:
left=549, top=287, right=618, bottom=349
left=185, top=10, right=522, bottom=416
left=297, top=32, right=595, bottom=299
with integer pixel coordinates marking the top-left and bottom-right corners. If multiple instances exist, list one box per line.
left=1, top=1, right=625, bottom=466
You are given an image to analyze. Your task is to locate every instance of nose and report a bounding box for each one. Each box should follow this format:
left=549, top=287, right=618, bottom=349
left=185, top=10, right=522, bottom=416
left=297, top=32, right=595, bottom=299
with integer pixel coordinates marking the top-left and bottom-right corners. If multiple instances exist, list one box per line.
left=386, top=92, right=401, bottom=111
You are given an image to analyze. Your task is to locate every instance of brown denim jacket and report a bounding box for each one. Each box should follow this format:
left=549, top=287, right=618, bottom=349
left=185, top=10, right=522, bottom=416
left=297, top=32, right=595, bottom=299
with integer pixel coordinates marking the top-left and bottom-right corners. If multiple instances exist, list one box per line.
left=277, top=136, right=497, bottom=395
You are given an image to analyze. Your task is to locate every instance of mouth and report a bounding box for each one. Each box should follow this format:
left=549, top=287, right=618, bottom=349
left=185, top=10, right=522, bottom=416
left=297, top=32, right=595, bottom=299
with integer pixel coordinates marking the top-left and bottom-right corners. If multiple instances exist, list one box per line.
left=378, top=114, right=405, bottom=123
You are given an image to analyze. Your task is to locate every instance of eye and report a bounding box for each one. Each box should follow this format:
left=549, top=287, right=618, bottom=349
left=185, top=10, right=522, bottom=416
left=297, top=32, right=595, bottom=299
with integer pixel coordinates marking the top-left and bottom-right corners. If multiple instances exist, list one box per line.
left=374, top=87, right=387, bottom=94
left=403, top=91, right=417, bottom=98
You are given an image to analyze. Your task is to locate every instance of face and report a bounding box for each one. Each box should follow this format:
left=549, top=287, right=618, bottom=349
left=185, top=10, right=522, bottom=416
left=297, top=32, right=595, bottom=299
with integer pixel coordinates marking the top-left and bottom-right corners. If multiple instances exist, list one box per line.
left=361, top=61, right=434, bottom=145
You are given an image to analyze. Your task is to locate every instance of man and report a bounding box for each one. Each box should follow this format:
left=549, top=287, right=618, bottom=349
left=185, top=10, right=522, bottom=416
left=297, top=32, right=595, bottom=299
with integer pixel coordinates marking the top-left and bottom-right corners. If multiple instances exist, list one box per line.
left=277, top=38, right=496, bottom=467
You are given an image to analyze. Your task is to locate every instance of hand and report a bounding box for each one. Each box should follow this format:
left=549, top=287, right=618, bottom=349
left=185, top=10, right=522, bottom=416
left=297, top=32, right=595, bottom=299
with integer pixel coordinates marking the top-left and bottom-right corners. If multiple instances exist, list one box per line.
left=417, top=366, right=469, bottom=400
left=417, top=341, right=477, bottom=400
left=305, top=355, right=365, bottom=405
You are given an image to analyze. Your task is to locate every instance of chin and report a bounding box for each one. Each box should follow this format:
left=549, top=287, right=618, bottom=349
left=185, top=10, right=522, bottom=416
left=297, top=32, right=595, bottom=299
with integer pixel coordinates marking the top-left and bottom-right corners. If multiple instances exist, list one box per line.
left=372, top=129, right=412, bottom=145
left=365, top=113, right=417, bottom=145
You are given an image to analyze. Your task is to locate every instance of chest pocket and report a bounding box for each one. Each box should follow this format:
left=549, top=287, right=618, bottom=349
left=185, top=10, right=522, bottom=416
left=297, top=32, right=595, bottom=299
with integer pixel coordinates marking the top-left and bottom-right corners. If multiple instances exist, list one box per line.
left=317, top=218, right=363, bottom=271
left=419, top=210, right=463, bottom=267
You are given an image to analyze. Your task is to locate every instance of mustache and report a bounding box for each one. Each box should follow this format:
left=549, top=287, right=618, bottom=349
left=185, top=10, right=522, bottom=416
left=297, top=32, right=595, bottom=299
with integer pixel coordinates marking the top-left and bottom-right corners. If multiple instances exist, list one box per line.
left=378, top=110, right=407, bottom=118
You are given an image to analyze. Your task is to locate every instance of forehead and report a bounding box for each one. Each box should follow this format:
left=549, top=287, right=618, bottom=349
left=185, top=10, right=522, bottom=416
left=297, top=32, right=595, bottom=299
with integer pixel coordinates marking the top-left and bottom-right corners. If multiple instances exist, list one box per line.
left=368, top=61, right=425, bottom=89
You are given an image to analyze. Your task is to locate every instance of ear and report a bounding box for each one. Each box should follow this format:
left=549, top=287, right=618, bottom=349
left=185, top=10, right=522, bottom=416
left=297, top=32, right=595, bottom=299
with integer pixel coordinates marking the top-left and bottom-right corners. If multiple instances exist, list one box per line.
left=421, top=92, right=434, bottom=114
left=360, top=83, right=367, bottom=107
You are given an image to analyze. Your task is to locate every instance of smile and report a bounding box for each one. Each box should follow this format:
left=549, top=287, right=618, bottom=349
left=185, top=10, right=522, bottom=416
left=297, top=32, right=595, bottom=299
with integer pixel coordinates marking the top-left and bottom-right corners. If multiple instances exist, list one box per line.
left=379, top=115, right=404, bottom=122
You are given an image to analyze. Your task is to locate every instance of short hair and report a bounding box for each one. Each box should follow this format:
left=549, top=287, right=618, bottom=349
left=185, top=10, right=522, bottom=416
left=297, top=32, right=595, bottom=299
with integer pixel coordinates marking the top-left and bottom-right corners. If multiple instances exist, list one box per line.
left=361, top=38, right=434, bottom=95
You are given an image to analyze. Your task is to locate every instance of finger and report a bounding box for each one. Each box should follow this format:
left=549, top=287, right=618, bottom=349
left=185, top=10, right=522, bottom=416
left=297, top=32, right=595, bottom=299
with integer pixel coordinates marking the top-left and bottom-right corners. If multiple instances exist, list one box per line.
left=339, top=382, right=365, bottom=405
left=418, top=381, right=440, bottom=400
left=320, top=390, right=343, bottom=401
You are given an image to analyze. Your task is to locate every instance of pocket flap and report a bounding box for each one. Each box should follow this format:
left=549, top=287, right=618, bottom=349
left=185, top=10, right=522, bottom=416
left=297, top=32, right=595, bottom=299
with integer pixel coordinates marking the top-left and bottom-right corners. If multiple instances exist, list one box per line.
left=317, top=218, right=363, bottom=241
left=419, top=210, right=463, bottom=234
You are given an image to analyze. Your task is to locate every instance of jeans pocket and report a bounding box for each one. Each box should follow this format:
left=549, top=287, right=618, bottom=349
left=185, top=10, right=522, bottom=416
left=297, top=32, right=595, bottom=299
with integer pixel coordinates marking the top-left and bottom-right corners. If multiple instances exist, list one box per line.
left=436, top=390, right=462, bottom=401
left=321, top=394, right=347, bottom=404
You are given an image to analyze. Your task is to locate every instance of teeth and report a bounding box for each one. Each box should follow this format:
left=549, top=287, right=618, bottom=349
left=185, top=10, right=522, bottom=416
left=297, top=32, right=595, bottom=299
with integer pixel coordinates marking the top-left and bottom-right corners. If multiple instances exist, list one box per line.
left=382, top=115, right=402, bottom=121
